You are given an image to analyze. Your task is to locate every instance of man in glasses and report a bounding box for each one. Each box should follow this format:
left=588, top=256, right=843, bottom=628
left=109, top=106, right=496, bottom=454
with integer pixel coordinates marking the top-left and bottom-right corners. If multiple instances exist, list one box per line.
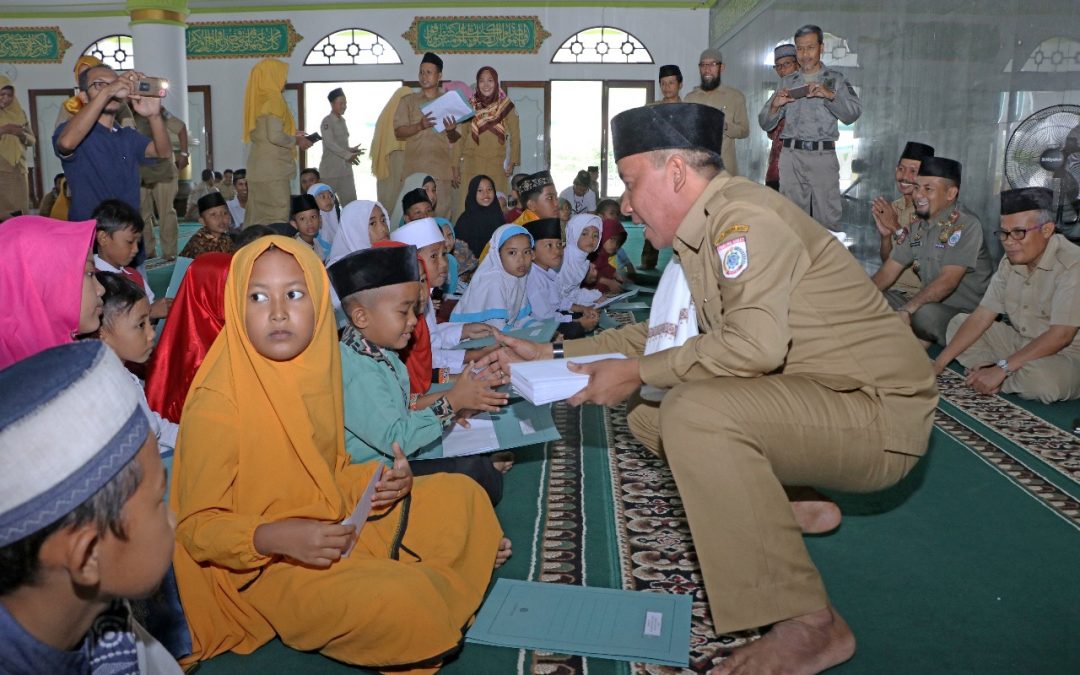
left=933, top=187, right=1080, bottom=402
left=53, top=65, right=172, bottom=222
left=685, top=48, right=749, bottom=176
left=763, top=44, right=798, bottom=191
left=871, top=157, right=994, bottom=346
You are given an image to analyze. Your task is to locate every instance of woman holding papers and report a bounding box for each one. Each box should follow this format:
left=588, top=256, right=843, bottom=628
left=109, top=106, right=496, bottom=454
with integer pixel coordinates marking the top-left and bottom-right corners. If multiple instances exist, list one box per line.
left=452, top=67, right=520, bottom=217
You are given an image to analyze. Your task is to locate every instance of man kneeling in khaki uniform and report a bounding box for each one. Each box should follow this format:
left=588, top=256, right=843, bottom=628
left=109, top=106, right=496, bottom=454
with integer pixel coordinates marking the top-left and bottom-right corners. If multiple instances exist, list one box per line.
left=934, top=187, right=1080, bottom=403
left=497, top=103, right=937, bottom=674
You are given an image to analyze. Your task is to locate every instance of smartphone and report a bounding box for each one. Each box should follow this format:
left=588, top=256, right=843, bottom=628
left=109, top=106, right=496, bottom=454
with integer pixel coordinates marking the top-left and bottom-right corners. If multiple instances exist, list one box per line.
left=136, top=77, right=169, bottom=98
left=306, top=133, right=322, bottom=143
left=786, top=85, right=810, bottom=99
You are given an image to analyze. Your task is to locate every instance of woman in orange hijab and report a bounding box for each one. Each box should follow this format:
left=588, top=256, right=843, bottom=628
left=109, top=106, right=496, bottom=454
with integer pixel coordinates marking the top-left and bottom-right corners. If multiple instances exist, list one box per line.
left=242, top=59, right=312, bottom=226
left=171, top=235, right=503, bottom=669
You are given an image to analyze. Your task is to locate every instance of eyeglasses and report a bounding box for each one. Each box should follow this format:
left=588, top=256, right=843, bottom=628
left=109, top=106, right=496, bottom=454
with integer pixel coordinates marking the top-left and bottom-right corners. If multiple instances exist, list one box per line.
left=87, top=80, right=112, bottom=92
left=994, top=222, right=1046, bottom=241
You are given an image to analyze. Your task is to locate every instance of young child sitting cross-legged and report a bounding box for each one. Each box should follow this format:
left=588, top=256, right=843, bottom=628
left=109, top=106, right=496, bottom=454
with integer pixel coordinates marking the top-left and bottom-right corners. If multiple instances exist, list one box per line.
left=451, top=224, right=535, bottom=330
left=171, top=235, right=507, bottom=669
left=92, top=199, right=171, bottom=320
left=523, top=218, right=600, bottom=339
left=0, top=341, right=180, bottom=674
left=289, top=194, right=326, bottom=261
left=329, top=244, right=512, bottom=504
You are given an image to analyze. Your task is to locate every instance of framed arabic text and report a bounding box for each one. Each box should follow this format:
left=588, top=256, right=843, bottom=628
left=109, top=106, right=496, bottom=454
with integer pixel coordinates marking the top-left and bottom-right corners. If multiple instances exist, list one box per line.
left=402, top=16, right=550, bottom=55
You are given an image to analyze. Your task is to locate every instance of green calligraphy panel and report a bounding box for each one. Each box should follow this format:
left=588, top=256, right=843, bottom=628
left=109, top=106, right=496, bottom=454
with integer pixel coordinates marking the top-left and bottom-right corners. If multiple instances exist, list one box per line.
left=402, top=16, right=550, bottom=55
left=0, top=27, right=72, bottom=64
left=186, top=20, right=303, bottom=60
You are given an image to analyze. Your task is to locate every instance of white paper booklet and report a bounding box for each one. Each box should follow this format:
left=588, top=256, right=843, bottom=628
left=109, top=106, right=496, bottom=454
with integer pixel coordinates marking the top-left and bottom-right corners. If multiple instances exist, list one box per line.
left=340, top=465, right=382, bottom=557
left=421, top=90, right=476, bottom=133
left=441, top=414, right=500, bottom=457
left=510, top=353, right=626, bottom=405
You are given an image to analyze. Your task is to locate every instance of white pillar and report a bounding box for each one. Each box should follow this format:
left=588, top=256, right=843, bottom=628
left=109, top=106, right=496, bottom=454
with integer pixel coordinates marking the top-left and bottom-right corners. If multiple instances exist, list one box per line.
left=129, top=21, right=189, bottom=129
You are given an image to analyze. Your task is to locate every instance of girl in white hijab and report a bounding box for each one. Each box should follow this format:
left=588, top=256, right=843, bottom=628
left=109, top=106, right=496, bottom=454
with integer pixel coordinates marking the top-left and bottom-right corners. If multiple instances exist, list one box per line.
left=326, top=199, right=391, bottom=266
left=307, top=183, right=341, bottom=246
left=450, top=224, right=534, bottom=330
left=560, top=214, right=604, bottom=307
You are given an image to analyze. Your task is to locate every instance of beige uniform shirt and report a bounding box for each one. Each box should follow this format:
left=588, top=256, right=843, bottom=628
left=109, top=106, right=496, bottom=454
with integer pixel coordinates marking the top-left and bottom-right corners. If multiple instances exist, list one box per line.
left=247, top=115, right=297, bottom=182
left=134, top=113, right=184, bottom=186
left=319, top=113, right=353, bottom=179
left=889, top=203, right=994, bottom=311
left=979, top=233, right=1080, bottom=353
left=684, top=86, right=749, bottom=176
left=393, top=92, right=455, bottom=181
left=567, top=173, right=937, bottom=455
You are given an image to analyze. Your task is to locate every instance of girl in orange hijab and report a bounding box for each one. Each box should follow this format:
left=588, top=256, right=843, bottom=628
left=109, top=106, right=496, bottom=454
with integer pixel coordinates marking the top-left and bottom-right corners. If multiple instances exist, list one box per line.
left=171, top=235, right=503, bottom=670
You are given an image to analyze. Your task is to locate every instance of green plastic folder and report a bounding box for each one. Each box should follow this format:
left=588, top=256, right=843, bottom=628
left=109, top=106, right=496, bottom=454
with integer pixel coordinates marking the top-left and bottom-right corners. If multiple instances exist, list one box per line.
left=466, top=579, right=692, bottom=667
left=413, top=399, right=560, bottom=460
left=453, top=318, right=559, bottom=350
left=164, top=257, right=193, bottom=298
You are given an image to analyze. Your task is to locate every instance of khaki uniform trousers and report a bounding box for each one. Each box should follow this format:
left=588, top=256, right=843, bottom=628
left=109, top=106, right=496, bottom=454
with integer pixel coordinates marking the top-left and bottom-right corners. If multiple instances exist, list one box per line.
left=140, top=180, right=179, bottom=259
left=245, top=179, right=291, bottom=227
left=946, top=315, right=1080, bottom=403
left=884, top=290, right=963, bottom=346
left=779, top=148, right=842, bottom=229
left=626, top=375, right=918, bottom=634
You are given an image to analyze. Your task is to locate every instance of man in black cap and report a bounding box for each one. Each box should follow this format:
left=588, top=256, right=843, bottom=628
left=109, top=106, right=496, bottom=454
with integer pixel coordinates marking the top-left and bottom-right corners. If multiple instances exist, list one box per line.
left=394, top=52, right=460, bottom=220
left=763, top=44, right=798, bottom=191
left=318, top=87, right=362, bottom=204
left=871, top=141, right=935, bottom=294
left=654, top=64, right=683, bottom=104
left=871, top=156, right=994, bottom=346
left=934, top=187, right=1080, bottom=402
left=496, top=102, right=936, bottom=674
left=685, top=47, right=749, bottom=176
left=180, top=192, right=234, bottom=258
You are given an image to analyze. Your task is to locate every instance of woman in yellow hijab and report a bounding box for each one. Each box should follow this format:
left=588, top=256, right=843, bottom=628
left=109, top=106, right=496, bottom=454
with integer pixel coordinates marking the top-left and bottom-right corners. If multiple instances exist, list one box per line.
left=243, top=59, right=311, bottom=227
left=0, top=77, right=36, bottom=218
left=171, top=235, right=503, bottom=670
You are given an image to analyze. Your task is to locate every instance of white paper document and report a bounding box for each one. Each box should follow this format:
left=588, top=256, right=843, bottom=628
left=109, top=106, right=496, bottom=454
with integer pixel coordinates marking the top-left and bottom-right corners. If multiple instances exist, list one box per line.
left=441, top=414, right=500, bottom=457
left=510, top=353, right=627, bottom=405
left=591, top=290, right=637, bottom=309
left=340, top=465, right=382, bottom=557
left=420, top=90, right=475, bottom=133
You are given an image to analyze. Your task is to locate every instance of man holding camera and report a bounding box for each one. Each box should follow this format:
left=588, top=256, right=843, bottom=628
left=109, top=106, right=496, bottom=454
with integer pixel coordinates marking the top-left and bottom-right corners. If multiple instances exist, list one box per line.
left=758, top=25, right=861, bottom=229
left=53, top=66, right=172, bottom=221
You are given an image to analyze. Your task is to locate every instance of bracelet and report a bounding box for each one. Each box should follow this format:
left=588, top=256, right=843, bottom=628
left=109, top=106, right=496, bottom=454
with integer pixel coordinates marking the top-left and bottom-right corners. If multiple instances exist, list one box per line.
left=552, top=342, right=564, bottom=359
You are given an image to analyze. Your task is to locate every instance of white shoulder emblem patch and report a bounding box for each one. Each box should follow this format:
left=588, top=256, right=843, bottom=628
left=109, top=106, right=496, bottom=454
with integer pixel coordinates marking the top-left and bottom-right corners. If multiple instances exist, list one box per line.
left=947, top=230, right=962, bottom=247
left=717, top=236, right=749, bottom=279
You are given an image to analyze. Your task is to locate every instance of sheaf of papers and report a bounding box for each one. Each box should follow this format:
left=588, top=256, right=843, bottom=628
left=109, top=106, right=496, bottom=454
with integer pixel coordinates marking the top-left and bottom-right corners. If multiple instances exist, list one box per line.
left=465, top=579, right=692, bottom=667
left=591, top=290, right=637, bottom=309
left=420, top=90, right=476, bottom=133
left=440, top=414, right=500, bottom=457
left=510, top=353, right=626, bottom=405
left=340, top=465, right=382, bottom=557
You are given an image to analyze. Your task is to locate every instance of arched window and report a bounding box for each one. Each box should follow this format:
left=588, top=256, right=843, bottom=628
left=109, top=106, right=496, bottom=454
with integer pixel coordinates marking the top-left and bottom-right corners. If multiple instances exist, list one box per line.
left=551, top=26, right=653, bottom=64
left=304, top=28, right=402, bottom=66
left=83, top=35, right=134, bottom=70
left=1021, top=37, right=1080, bottom=73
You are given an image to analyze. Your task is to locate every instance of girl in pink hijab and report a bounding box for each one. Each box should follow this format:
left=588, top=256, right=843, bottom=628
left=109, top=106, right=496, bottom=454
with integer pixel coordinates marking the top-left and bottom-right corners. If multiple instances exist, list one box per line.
left=0, top=216, right=104, bottom=368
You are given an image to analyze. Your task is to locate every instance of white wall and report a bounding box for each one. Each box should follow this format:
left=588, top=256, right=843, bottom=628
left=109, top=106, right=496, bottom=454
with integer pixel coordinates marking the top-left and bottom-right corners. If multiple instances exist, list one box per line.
left=7, top=6, right=709, bottom=172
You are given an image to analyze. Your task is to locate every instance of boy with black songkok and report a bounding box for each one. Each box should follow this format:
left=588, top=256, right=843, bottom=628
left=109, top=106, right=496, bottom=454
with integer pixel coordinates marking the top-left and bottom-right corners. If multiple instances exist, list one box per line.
left=179, top=192, right=234, bottom=258
left=523, top=217, right=600, bottom=339
left=0, top=341, right=180, bottom=674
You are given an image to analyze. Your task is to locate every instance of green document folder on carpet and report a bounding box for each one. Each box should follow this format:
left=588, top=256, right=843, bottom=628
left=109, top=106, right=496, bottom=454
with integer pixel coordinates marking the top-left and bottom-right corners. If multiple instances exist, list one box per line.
left=453, top=318, right=559, bottom=349
left=414, top=400, right=560, bottom=460
left=466, top=579, right=692, bottom=667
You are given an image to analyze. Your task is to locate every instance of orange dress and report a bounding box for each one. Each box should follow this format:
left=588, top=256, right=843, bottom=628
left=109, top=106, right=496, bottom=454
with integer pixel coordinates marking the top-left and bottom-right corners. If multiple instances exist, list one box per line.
left=171, top=235, right=502, bottom=670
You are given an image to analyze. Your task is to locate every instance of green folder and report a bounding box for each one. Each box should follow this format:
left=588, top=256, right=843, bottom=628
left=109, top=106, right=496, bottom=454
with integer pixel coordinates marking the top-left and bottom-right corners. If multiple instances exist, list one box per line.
left=466, top=579, right=692, bottom=667
left=453, top=317, right=559, bottom=350
left=414, top=399, right=560, bottom=460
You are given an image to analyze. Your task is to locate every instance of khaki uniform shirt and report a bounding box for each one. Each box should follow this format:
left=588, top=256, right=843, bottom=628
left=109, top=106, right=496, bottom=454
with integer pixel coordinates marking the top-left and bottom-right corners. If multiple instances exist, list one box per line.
left=684, top=85, right=749, bottom=176
left=319, top=113, right=353, bottom=179
left=247, top=115, right=297, bottom=183
left=567, top=173, right=937, bottom=455
left=758, top=67, right=861, bottom=142
left=394, top=92, right=455, bottom=181
left=979, top=233, right=1080, bottom=353
left=889, top=203, right=994, bottom=311
left=890, top=196, right=919, bottom=241
left=134, top=112, right=184, bottom=186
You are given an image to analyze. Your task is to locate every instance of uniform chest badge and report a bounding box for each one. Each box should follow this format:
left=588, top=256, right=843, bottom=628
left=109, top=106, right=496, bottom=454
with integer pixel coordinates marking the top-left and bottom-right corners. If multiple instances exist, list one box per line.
left=947, top=230, right=962, bottom=247
left=717, top=236, right=749, bottom=279
left=938, top=227, right=950, bottom=244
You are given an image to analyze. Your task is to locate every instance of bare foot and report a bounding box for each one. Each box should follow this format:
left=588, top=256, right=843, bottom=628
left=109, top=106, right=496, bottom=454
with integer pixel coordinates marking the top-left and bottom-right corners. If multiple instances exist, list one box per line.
left=786, top=487, right=842, bottom=534
left=491, top=451, right=515, bottom=474
left=494, top=537, right=512, bottom=568
left=709, top=605, right=855, bottom=675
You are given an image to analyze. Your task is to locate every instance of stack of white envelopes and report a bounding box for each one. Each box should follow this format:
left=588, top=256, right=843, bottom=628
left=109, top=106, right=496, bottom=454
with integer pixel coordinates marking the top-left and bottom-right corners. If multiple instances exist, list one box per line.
left=510, top=353, right=627, bottom=405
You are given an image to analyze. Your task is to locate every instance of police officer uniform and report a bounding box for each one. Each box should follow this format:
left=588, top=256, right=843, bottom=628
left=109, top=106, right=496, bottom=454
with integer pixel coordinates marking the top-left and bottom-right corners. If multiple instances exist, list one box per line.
left=564, top=103, right=937, bottom=634
left=758, top=65, right=861, bottom=228
left=946, top=187, right=1080, bottom=403
left=319, top=88, right=358, bottom=205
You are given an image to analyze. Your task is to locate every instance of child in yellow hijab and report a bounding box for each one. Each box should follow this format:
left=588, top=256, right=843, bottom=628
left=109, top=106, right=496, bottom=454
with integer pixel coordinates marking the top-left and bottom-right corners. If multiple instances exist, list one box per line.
left=171, top=235, right=504, bottom=670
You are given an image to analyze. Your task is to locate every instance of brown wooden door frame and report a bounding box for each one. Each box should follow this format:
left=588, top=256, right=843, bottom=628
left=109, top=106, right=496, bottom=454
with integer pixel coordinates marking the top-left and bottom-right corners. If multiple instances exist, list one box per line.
left=27, top=88, right=72, bottom=204
left=600, top=80, right=653, bottom=198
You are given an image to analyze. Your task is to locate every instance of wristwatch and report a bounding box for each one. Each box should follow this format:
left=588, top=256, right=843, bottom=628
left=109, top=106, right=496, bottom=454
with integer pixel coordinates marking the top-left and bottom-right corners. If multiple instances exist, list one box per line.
left=996, top=359, right=1012, bottom=376
left=552, top=342, right=564, bottom=359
